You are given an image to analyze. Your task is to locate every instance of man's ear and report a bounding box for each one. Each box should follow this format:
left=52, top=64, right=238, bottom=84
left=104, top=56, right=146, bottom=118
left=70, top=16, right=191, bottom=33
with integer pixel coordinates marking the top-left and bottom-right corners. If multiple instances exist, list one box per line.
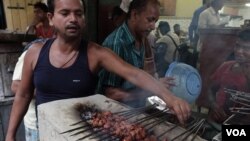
left=130, top=9, right=138, bottom=20
left=47, top=12, right=54, bottom=26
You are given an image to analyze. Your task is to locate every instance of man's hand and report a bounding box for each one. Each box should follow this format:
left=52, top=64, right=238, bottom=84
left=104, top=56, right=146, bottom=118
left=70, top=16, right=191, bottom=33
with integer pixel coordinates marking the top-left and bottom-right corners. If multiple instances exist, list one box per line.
left=159, top=77, right=175, bottom=89
left=166, top=96, right=191, bottom=125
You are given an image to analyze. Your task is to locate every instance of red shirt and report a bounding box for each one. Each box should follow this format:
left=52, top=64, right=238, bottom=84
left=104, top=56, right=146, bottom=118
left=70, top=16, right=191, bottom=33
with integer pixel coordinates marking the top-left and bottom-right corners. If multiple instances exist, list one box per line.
left=35, top=25, right=55, bottom=38
left=211, top=61, right=249, bottom=113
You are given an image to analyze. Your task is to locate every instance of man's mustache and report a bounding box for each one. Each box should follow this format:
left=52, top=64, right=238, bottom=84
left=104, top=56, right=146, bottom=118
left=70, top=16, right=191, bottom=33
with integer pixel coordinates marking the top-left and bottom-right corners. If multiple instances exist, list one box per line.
left=66, top=24, right=80, bottom=29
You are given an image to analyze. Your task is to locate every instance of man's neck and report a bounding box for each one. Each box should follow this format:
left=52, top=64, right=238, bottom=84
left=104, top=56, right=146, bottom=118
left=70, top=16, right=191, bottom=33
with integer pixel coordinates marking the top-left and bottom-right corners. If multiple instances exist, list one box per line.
left=55, top=36, right=81, bottom=52
left=42, top=19, right=50, bottom=27
left=127, top=20, right=143, bottom=49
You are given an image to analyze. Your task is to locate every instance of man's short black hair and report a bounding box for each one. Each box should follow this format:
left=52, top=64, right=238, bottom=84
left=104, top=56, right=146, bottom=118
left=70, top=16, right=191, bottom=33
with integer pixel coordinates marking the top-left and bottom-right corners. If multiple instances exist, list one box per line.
left=173, top=24, right=180, bottom=28
left=158, top=21, right=170, bottom=35
left=34, top=2, right=48, bottom=13
left=127, top=0, right=160, bottom=19
left=211, top=0, right=224, bottom=7
left=47, top=0, right=86, bottom=14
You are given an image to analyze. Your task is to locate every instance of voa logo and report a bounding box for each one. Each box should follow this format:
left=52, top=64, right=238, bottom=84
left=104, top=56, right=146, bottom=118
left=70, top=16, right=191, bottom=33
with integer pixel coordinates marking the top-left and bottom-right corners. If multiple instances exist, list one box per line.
left=226, top=129, right=246, bottom=136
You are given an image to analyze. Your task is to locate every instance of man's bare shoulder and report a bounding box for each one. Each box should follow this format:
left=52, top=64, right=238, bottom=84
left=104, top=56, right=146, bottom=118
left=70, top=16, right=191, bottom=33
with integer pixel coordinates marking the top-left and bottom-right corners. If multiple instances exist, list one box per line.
left=88, top=41, right=101, bottom=49
left=87, top=41, right=116, bottom=60
left=25, top=39, right=47, bottom=59
left=87, top=41, right=108, bottom=54
left=31, top=41, right=45, bottom=47
left=26, top=42, right=44, bottom=53
left=88, top=41, right=116, bottom=58
left=24, top=38, right=48, bottom=51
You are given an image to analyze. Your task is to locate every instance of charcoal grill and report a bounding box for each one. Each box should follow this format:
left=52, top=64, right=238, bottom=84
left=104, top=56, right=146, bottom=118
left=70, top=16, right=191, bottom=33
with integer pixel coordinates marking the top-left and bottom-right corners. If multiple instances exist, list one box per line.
left=38, top=94, right=207, bottom=141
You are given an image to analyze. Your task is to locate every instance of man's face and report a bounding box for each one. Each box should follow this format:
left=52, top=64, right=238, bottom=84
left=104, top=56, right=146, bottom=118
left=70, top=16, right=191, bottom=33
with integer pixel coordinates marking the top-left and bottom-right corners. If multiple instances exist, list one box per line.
left=174, top=25, right=180, bottom=33
left=34, top=8, right=47, bottom=22
left=48, top=0, right=86, bottom=39
left=133, top=3, right=160, bottom=39
left=234, top=40, right=250, bottom=65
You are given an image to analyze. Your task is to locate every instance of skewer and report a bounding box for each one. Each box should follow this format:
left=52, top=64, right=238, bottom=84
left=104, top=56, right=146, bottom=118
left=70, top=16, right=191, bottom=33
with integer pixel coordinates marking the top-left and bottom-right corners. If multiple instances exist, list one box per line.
left=97, top=132, right=119, bottom=141
left=230, top=110, right=250, bottom=115
left=144, top=109, right=177, bottom=130
left=232, top=96, right=250, bottom=103
left=225, top=88, right=250, bottom=104
left=230, top=107, right=250, bottom=110
left=135, top=108, right=169, bottom=124
left=70, top=126, right=93, bottom=136
left=114, top=103, right=157, bottom=115
left=224, top=88, right=250, bottom=99
left=117, top=105, right=158, bottom=119
left=60, top=124, right=89, bottom=134
left=70, top=120, right=85, bottom=126
left=231, top=94, right=250, bottom=100
left=157, top=124, right=179, bottom=140
left=109, top=104, right=158, bottom=122
left=170, top=118, right=205, bottom=141
left=75, top=128, right=103, bottom=141
left=88, top=130, right=115, bottom=140
left=181, top=119, right=205, bottom=141
left=190, top=120, right=206, bottom=141
left=145, top=117, right=169, bottom=132
left=223, top=114, right=236, bottom=125
left=230, top=98, right=250, bottom=107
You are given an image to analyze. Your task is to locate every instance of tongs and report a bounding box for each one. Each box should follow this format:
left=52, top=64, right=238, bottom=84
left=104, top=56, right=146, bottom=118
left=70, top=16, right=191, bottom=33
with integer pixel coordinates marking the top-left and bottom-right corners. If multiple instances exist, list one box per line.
left=229, top=107, right=250, bottom=115
left=225, top=88, right=250, bottom=107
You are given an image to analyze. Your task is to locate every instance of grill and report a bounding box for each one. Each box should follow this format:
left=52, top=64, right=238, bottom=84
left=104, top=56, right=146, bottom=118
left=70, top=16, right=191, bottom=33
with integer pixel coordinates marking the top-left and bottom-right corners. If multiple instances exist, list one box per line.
left=210, top=89, right=250, bottom=141
left=38, top=94, right=207, bottom=141
left=223, top=89, right=250, bottom=125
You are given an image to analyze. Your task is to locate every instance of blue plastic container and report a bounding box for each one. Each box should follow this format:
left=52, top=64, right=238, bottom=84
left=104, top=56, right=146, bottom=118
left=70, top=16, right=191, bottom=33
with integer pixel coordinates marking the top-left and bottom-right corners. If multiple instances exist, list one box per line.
left=165, top=62, right=202, bottom=104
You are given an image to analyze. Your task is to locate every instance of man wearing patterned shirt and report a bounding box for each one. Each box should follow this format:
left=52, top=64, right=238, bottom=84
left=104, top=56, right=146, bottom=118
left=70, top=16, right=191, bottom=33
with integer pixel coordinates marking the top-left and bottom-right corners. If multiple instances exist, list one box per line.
left=97, top=0, right=174, bottom=107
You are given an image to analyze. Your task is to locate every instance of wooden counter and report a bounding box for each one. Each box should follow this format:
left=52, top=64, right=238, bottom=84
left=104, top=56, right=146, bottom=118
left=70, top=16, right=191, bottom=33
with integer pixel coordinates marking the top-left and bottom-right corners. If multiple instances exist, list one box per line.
left=196, top=27, right=241, bottom=108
